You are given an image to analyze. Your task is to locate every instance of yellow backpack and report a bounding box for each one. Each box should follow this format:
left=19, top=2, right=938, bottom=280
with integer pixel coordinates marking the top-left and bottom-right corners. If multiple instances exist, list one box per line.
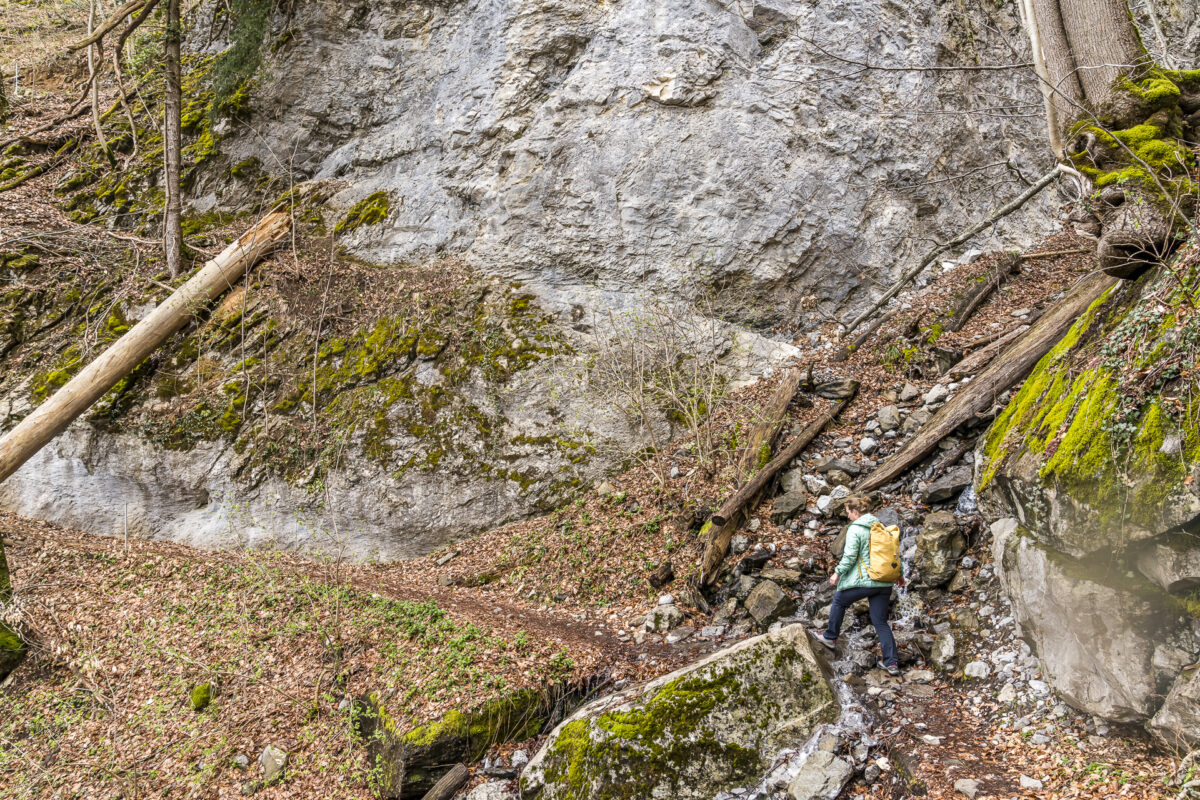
left=859, top=521, right=902, bottom=582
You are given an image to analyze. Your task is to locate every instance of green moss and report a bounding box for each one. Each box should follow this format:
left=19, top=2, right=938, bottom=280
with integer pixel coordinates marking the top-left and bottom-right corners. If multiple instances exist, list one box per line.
left=190, top=682, right=213, bottom=711
left=334, top=191, right=391, bottom=235
left=403, top=709, right=469, bottom=747
left=230, top=157, right=260, bottom=178
left=30, top=345, right=83, bottom=404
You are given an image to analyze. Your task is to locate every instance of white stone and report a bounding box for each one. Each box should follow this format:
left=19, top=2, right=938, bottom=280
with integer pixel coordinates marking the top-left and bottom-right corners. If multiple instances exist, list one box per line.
left=963, top=661, right=991, bottom=679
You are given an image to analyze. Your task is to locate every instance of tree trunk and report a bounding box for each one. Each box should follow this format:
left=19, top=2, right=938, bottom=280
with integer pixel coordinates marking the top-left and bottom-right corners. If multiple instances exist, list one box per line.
left=1024, top=0, right=1196, bottom=278
left=736, top=367, right=803, bottom=474
left=856, top=271, right=1116, bottom=492
left=163, top=0, right=183, bottom=278
left=0, top=210, right=289, bottom=485
left=421, top=765, right=470, bottom=800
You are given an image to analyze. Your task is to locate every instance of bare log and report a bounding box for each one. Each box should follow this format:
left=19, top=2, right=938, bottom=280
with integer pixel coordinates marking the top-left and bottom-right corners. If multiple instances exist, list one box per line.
left=737, top=366, right=804, bottom=473
left=842, top=166, right=1062, bottom=338
left=0, top=209, right=290, bottom=485
left=700, top=385, right=858, bottom=584
left=831, top=308, right=899, bottom=362
left=421, top=764, right=470, bottom=800
left=856, top=271, right=1117, bottom=492
left=947, top=324, right=1030, bottom=379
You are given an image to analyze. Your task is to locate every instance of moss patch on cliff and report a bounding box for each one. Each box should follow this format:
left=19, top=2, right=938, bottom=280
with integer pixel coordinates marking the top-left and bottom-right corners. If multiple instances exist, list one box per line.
left=334, top=192, right=391, bottom=235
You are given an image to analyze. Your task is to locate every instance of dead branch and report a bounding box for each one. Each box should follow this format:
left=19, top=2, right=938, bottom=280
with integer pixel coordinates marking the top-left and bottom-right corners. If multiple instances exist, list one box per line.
left=737, top=366, right=804, bottom=474
left=831, top=308, right=899, bottom=362
left=944, top=255, right=1021, bottom=333
left=67, top=0, right=147, bottom=52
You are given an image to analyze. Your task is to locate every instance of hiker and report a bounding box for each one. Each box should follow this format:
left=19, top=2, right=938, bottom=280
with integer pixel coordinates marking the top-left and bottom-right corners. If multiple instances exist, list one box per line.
left=813, top=494, right=905, bottom=676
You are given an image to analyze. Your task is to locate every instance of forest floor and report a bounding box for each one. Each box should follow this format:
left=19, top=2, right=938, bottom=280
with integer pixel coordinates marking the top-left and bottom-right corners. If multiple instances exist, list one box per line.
left=0, top=4, right=1191, bottom=799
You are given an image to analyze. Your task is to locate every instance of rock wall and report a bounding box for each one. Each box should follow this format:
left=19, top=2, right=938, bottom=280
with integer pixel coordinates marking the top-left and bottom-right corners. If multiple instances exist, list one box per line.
left=203, top=0, right=1064, bottom=324
left=977, top=249, right=1200, bottom=747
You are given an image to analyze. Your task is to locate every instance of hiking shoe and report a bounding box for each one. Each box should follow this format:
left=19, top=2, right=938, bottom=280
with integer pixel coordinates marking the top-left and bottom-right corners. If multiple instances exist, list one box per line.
left=812, top=632, right=837, bottom=650
left=877, top=659, right=901, bottom=677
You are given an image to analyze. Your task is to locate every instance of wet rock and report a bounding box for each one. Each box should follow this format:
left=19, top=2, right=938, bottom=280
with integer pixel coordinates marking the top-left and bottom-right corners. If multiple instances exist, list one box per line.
left=786, top=751, right=853, bottom=800
left=877, top=405, right=901, bottom=432
left=914, top=511, right=965, bottom=587
left=739, top=548, right=773, bottom=572
left=645, top=604, right=685, bottom=633
left=258, top=746, right=288, bottom=785
left=745, top=580, right=796, bottom=627
left=919, top=465, right=972, bottom=505
left=522, top=626, right=839, bottom=800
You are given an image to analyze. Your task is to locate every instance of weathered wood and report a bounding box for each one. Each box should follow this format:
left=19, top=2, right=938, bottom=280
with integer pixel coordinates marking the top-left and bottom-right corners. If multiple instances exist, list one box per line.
left=700, top=385, right=858, bottom=584
left=0, top=209, right=290, bottom=485
left=842, top=166, right=1062, bottom=338
left=944, top=256, right=1020, bottom=333
left=737, top=366, right=804, bottom=473
left=856, top=271, right=1117, bottom=492
left=946, top=324, right=1030, bottom=379
left=831, top=309, right=899, bottom=362
left=421, top=764, right=470, bottom=800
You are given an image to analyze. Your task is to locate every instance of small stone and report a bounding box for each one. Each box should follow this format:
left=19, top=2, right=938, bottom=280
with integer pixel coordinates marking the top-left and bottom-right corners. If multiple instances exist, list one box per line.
left=787, top=751, right=853, bottom=800
left=511, top=750, right=529, bottom=770
left=665, top=625, right=694, bottom=644
left=859, top=437, right=878, bottom=455
left=748, top=517, right=761, bottom=532
left=864, top=764, right=881, bottom=784
left=700, top=625, right=727, bottom=638
left=921, top=734, right=942, bottom=745
left=953, top=778, right=980, bottom=799
left=258, top=746, right=288, bottom=785
left=924, top=384, right=949, bottom=406
left=899, top=383, right=920, bottom=402
left=730, top=534, right=750, bottom=555
left=1029, top=733, right=1050, bottom=746
left=877, top=404, right=901, bottom=431
left=997, top=683, right=1017, bottom=703
left=865, top=419, right=880, bottom=433
left=963, top=660, right=991, bottom=679
left=596, top=481, right=615, bottom=496
left=658, top=594, right=675, bottom=606
left=803, top=473, right=830, bottom=494
left=435, top=550, right=459, bottom=566
left=961, top=556, right=978, bottom=570
left=1020, top=774, right=1044, bottom=791
left=906, top=669, right=935, bottom=684
left=759, top=567, right=802, bottom=587
left=669, top=464, right=680, bottom=479
left=901, top=407, right=931, bottom=434
left=825, top=469, right=853, bottom=488
left=1029, top=679, right=1050, bottom=695
left=1011, top=307, right=1033, bottom=317
left=233, top=753, right=250, bottom=770
left=644, top=604, right=685, bottom=632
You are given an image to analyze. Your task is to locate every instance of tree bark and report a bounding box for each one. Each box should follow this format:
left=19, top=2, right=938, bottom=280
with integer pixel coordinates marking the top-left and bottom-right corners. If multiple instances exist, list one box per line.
left=163, top=0, right=183, bottom=278
left=946, top=324, right=1030, bottom=380
left=1056, top=0, right=1144, bottom=108
left=0, top=210, right=290, bottom=485
left=736, top=367, right=804, bottom=474
left=421, top=764, right=469, bottom=800
left=700, top=387, right=857, bottom=584
left=856, top=271, right=1117, bottom=492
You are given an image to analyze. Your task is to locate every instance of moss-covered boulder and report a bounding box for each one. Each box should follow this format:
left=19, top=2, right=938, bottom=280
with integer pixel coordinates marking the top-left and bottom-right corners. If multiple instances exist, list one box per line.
left=978, top=248, right=1200, bottom=741
left=355, top=686, right=566, bottom=799
left=520, top=625, right=838, bottom=800
left=0, top=620, right=25, bottom=681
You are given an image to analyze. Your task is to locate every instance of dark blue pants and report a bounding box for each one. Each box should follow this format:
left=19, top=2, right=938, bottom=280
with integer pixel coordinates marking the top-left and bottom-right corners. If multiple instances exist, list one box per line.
left=823, top=586, right=898, bottom=667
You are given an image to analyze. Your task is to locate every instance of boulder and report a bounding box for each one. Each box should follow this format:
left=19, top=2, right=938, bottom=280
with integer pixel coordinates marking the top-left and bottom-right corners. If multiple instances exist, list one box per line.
left=992, top=519, right=1183, bottom=722
left=772, top=490, right=809, bottom=525
left=1135, top=534, right=1200, bottom=593
left=913, top=511, right=964, bottom=587
left=786, top=750, right=853, bottom=800
left=919, top=465, right=972, bottom=505
left=923, top=384, right=949, bottom=406
left=1148, top=668, right=1200, bottom=750
left=645, top=604, right=686, bottom=633
left=521, top=626, right=839, bottom=800
left=745, top=580, right=796, bottom=626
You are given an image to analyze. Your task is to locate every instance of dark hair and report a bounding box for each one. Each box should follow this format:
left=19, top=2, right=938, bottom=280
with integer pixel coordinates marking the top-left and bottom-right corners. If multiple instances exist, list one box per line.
left=844, top=493, right=873, bottom=515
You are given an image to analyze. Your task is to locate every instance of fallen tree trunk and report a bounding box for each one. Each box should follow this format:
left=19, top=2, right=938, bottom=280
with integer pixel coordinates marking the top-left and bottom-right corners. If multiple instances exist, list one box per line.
left=0, top=209, right=290, bottom=484
left=700, top=385, right=858, bottom=584
left=831, top=309, right=899, bottom=362
left=944, top=255, right=1021, bottom=333
left=421, top=764, right=470, bottom=800
left=737, top=366, right=804, bottom=473
left=946, top=324, right=1030, bottom=379
left=856, top=271, right=1116, bottom=492
left=842, top=165, right=1063, bottom=338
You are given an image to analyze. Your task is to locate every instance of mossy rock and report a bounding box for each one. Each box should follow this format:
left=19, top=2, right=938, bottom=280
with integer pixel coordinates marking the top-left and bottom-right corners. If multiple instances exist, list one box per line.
left=334, top=191, right=391, bottom=235
left=190, top=682, right=213, bottom=711
left=521, top=625, right=838, bottom=800
left=0, top=620, right=25, bottom=681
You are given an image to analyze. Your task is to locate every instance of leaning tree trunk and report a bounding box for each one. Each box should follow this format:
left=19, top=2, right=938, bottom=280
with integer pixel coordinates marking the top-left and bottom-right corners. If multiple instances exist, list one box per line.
left=1024, top=0, right=1198, bottom=279
left=163, top=0, right=183, bottom=278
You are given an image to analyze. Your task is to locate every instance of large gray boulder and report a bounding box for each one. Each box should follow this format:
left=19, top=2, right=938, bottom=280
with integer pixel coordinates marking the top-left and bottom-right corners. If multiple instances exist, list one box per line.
left=992, top=518, right=1187, bottom=722
left=521, top=625, right=839, bottom=799
left=913, top=511, right=964, bottom=587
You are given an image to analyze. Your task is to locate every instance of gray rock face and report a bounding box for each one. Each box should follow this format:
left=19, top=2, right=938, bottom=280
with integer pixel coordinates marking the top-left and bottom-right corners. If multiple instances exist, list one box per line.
left=521, top=625, right=839, bottom=800
left=914, top=511, right=964, bottom=587
left=1136, top=534, right=1200, bottom=593
left=992, top=518, right=1186, bottom=723
left=210, top=0, right=1061, bottom=328
left=786, top=750, right=853, bottom=800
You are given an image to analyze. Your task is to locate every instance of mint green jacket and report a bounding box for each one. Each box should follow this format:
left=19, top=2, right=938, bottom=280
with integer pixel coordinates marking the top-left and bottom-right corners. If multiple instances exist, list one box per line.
left=834, top=513, right=900, bottom=591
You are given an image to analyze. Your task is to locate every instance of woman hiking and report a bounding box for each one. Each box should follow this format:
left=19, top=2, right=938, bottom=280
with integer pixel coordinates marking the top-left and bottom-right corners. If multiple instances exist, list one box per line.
left=813, top=494, right=905, bottom=676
